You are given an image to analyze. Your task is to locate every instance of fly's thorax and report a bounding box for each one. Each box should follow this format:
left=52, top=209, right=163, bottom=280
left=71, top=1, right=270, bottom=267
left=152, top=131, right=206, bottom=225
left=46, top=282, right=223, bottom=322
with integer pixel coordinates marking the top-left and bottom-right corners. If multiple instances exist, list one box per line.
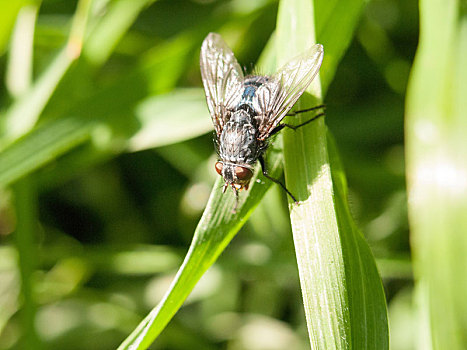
left=239, top=76, right=270, bottom=113
left=218, top=109, right=258, bottom=165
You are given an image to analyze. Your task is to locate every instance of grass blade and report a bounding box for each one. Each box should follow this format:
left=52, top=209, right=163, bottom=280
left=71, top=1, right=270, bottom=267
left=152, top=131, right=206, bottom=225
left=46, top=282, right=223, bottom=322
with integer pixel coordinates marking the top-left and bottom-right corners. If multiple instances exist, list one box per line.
left=128, top=89, right=212, bottom=151
left=118, top=146, right=284, bottom=349
left=277, top=0, right=348, bottom=347
left=328, top=133, right=389, bottom=349
left=2, top=47, right=80, bottom=142
left=13, top=177, right=42, bottom=349
left=1, top=0, right=92, bottom=143
left=84, top=0, right=157, bottom=65
left=5, top=4, right=37, bottom=98
left=405, top=0, right=467, bottom=348
left=277, top=0, right=388, bottom=348
left=0, top=116, right=97, bottom=188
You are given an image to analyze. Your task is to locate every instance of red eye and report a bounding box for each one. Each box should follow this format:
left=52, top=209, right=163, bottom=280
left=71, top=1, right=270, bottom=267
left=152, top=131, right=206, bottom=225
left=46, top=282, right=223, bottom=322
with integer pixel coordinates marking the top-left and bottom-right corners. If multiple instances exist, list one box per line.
left=235, top=166, right=253, bottom=180
left=215, top=162, right=223, bottom=175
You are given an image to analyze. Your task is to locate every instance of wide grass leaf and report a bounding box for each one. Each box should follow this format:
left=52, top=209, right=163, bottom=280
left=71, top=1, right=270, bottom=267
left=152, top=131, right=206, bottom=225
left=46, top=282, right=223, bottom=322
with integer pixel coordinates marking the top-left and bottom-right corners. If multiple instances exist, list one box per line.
left=405, top=0, right=467, bottom=348
left=128, top=89, right=212, bottom=151
left=277, top=0, right=388, bottom=348
left=329, top=133, right=389, bottom=349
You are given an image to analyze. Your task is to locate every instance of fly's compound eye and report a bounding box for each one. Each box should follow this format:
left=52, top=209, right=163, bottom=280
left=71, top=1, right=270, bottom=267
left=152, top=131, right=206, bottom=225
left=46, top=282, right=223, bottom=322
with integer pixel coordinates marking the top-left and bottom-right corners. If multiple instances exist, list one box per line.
left=234, top=166, right=253, bottom=181
left=215, top=162, right=223, bottom=175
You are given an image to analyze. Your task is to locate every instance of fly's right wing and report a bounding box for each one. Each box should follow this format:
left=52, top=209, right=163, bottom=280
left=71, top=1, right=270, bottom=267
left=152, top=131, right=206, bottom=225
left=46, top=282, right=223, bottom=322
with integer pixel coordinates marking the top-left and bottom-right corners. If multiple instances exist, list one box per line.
left=253, top=44, right=324, bottom=140
left=200, top=33, right=244, bottom=136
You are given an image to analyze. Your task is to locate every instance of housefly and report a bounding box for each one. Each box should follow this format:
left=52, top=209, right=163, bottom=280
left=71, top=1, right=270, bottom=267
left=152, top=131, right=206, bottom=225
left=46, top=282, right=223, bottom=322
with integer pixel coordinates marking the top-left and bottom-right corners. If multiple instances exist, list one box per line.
left=200, top=32, right=324, bottom=211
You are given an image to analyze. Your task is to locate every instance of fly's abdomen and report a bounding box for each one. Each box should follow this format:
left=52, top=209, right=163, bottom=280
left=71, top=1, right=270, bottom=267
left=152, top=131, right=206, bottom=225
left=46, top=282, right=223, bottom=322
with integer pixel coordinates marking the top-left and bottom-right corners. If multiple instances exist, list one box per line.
left=219, top=111, right=257, bottom=165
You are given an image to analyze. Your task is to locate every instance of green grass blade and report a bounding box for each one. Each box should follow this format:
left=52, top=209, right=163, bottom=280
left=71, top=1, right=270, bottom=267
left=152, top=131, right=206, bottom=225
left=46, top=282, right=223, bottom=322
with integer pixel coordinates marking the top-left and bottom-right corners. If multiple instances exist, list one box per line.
left=0, top=116, right=97, bottom=188
left=2, top=47, right=78, bottom=141
left=277, top=0, right=348, bottom=347
left=405, top=0, right=467, bottom=348
left=128, top=89, right=212, bottom=151
left=1, top=0, right=92, bottom=143
left=5, top=3, right=37, bottom=98
left=328, top=133, right=389, bottom=349
left=84, top=0, right=157, bottom=65
left=13, top=177, right=42, bottom=349
left=277, top=0, right=388, bottom=348
left=118, top=147, right=284, bottom=350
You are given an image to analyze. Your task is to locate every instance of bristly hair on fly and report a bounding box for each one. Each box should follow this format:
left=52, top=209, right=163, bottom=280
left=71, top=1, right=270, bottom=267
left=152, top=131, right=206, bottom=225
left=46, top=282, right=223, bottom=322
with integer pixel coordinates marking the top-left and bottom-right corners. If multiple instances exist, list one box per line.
left=200, top=32, right=324, bottom=213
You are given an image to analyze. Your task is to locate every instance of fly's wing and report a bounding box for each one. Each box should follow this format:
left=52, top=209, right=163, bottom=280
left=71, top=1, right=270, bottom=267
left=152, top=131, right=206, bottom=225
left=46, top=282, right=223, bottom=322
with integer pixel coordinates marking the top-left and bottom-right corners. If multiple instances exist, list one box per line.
left=200, top=33, right=244, bottom=136
left=253, top=44, right=324, bottom=140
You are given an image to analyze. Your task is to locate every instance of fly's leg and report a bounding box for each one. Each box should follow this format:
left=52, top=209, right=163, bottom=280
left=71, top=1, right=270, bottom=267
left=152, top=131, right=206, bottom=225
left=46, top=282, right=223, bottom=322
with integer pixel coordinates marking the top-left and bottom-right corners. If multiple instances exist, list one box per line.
left=270, top=105, right=326, bottom=136
left=259, top=155, right=298, bottom=203
left=286, top=104, right=325, bottom=117
left=269, top=112, right=325, bottom=136
left=280, top=112, right=325, bottom=131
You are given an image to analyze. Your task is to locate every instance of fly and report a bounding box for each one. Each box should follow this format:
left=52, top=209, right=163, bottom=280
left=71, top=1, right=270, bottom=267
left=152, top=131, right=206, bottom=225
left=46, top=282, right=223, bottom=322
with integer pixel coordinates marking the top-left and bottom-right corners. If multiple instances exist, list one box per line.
left=200, top=32, right=324, bottom=211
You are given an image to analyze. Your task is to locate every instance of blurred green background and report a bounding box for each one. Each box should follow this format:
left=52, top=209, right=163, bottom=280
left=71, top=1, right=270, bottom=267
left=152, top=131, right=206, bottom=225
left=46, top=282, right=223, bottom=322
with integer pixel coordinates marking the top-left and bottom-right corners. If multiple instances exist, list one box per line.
left=0, top=0, right=416, bottom=349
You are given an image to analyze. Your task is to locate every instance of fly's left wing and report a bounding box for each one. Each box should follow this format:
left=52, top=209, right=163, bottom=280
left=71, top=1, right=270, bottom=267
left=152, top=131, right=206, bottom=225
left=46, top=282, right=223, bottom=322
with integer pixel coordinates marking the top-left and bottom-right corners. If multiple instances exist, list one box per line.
left=200, top=33, right=244, bottom=136
left=253, top=44, right=324, bottom=140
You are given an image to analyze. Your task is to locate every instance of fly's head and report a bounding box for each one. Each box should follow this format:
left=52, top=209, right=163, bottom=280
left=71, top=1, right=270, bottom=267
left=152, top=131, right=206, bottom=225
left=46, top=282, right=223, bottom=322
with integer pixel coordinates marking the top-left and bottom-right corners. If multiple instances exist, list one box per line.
left=215, top=161, right=253, bottom=195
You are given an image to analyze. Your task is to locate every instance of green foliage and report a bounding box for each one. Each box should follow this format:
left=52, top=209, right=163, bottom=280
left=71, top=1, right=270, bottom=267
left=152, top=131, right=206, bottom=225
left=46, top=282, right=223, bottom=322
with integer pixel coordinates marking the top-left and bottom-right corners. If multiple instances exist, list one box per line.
left=277, top=0, right=387, bottom=348
left=0, top=0, right=440, bottom=349
left=406, top=0, right=467, bottom=348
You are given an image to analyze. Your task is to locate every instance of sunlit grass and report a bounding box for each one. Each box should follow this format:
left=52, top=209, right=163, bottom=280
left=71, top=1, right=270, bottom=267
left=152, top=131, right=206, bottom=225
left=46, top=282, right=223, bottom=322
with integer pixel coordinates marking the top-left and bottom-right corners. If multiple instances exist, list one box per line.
left=405, top=0, right=467, bottom=348
left=0, top=0, right=441, bottom=349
